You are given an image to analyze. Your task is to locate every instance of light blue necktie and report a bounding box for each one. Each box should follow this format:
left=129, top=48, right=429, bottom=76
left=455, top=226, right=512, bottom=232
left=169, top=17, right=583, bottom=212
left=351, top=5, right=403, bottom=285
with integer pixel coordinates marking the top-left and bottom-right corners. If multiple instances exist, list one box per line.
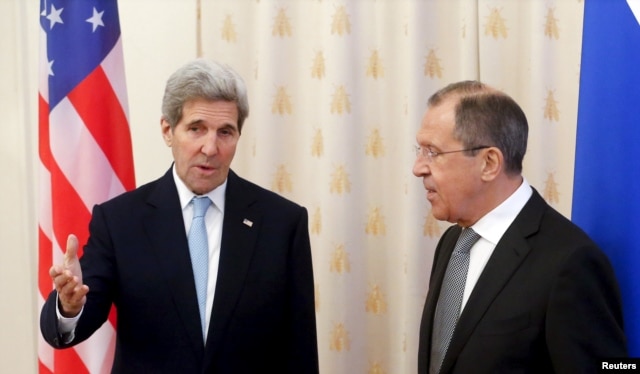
left=188, top=196, right=211, bottom=340
left=430, top=227, right=480, bottom=374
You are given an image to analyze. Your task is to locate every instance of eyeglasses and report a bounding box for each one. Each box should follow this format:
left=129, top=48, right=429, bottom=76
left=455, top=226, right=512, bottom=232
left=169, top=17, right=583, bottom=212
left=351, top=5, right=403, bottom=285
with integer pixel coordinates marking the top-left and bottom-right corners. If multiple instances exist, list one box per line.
left=414, top=145, right=490, bottom=163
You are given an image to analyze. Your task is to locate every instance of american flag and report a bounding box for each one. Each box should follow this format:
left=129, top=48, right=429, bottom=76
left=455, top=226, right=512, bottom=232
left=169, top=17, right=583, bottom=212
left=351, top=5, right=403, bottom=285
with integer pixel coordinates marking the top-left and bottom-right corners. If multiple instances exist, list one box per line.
left=38, top=0, right=135, bottom=372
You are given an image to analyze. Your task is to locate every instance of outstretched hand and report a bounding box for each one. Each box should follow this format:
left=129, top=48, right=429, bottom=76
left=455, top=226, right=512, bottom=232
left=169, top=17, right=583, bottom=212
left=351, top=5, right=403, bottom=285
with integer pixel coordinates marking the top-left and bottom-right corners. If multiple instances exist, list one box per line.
left=49, top=234, right=89, bottom=317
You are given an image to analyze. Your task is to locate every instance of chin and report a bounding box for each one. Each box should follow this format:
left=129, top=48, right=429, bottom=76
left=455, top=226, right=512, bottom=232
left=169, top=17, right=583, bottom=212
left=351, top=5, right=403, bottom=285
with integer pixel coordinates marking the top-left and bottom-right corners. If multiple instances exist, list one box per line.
left=429, top=210, right=444, bottom=222
left=433, top=215, right=447, bottom=223
left=430, top=208, right=453, bottom=223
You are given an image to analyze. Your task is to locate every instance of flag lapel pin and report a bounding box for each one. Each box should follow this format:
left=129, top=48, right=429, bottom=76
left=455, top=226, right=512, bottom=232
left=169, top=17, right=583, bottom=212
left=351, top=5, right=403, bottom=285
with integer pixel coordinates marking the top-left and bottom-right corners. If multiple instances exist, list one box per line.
left=243, top=219, right=253, bottom=227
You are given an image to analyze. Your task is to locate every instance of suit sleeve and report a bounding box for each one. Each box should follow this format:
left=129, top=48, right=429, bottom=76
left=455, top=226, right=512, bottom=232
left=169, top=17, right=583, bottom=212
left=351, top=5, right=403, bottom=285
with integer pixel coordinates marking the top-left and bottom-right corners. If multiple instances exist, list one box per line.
left=546, top=244, right=627, bottom=371
left=286, top=207, right=319, bottom=374
left=40, top=292, right=70, bottom=348
left=40, top=204, right=117, bottom=348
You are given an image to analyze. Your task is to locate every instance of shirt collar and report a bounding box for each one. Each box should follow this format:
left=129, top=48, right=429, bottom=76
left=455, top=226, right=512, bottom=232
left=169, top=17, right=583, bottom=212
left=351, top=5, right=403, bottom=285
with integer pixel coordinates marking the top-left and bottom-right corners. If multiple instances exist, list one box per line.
left=471, top=178, right=532, bottom=245
left=172, top=164, right=227, bottom=213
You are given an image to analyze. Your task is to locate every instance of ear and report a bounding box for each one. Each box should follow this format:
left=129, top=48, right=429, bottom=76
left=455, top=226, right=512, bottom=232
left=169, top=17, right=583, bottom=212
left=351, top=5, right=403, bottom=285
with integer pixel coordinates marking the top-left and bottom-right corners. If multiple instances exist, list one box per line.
left=480, top=147, right=503, bottom=181
left=161, top=118, right=172, bottom=147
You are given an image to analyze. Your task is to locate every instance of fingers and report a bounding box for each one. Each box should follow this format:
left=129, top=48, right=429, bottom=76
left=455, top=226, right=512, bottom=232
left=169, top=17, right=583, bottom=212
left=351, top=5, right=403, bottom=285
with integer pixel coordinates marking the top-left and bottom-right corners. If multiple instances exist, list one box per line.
left=50, top=267, right=74, bottom=290
left=58, top=282, right=89, bottom=317
left=50, top=267, right=76, bottom=293
left=50, top=233, right=84, bottom=289
left=61, top=233, right=83, bottom=280
left=64, top=234, right=79, bottom=265
left=50, top=233, right=88, bottom=317
left=59, top=277, right=89, bottom=302
left=49, top=264, right=63, bottom=279
left=52, top=267, right=89, bottom=317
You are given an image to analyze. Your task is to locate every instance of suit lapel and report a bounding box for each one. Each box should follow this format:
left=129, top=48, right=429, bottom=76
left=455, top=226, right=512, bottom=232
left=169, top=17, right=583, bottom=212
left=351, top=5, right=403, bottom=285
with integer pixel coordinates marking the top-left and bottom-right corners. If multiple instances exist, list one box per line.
left=207, top=171, right=261, bottom=354
left=439, top=189, right=546, bottom=374
left=143, top=168, right=205, bottom=357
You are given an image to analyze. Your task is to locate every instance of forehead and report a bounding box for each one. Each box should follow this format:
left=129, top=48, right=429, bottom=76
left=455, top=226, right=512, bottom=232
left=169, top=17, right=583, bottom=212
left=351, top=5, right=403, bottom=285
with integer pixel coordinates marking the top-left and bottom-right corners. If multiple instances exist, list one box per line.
left=417, top=97, right=458, bottom=145
left=181, top=99, right=239, bottom=123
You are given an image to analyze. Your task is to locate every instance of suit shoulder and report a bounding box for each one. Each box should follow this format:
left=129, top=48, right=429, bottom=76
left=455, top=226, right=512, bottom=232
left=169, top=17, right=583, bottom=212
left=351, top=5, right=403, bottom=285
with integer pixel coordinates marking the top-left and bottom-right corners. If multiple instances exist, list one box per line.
left=235, top=174, right=306, bottom=211
left=523, top=189, right=595, bottom=246
left=96, top=175, right=164, bottom=210
left=541, top=203, right=594, bottom=244
left=528, top=199, right=613, bottom=267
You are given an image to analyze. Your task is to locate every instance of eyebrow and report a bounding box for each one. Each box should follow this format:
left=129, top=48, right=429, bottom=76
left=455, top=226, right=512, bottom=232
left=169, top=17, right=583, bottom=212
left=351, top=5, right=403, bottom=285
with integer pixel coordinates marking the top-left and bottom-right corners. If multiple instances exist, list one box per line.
left=185, top=119, right=203, bottom=126
left=184, top=119, right=238, bottom=131
left=219, top=123, right=239, bottom=132
left=418, top=141, right=438, bottom=150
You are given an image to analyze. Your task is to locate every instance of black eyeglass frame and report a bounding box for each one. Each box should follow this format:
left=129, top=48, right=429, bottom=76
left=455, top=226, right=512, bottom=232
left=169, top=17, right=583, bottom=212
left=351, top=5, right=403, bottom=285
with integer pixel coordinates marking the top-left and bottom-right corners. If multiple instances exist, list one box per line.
left=414, top=145, right=491, bottom=161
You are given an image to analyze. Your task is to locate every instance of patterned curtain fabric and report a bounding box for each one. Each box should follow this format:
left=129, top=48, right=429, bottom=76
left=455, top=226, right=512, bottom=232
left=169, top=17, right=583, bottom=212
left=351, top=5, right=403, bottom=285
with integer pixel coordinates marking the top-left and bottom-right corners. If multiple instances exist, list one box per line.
left=199, top=1, right=582, bottom=372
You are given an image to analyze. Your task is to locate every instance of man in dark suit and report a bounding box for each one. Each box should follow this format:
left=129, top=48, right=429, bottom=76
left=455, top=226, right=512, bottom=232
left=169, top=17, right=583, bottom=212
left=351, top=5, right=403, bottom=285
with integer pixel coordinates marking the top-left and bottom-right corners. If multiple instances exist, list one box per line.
left=40, top=59, right=319, bottom=373
left=413, top=81, right=626, bottom=373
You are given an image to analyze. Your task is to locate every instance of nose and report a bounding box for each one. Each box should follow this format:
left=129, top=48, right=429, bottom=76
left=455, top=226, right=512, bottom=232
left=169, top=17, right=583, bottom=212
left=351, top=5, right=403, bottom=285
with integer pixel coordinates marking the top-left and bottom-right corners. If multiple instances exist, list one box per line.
left=412, top=157, right=429, bottom=177
left=201, top=132, right=219, bottom=157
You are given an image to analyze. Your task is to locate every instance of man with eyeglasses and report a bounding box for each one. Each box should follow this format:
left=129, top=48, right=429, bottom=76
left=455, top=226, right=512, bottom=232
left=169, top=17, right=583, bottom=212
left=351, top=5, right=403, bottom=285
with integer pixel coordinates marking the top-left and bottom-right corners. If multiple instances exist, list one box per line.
left=414, top=81, right=626, bottom=373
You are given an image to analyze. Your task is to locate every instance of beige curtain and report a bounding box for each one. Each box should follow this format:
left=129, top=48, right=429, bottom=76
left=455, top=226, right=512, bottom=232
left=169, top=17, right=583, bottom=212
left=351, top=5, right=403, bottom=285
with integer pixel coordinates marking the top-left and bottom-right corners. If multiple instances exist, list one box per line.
left=199, top=0, right=583, bottom=373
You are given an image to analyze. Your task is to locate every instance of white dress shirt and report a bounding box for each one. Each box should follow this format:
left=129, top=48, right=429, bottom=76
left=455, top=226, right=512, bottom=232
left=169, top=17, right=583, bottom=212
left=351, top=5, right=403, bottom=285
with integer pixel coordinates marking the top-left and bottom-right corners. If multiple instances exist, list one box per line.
left=173, top=166, right=226, bottom=341
left=460, top=178, right=532, bottom=312
left=58, top=166, right=226, bottom=343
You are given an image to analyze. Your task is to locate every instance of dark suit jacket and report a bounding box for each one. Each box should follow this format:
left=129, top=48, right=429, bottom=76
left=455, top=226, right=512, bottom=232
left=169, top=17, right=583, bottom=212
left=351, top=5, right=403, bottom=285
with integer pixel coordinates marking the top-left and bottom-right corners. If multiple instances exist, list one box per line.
left=41, top=168, right=319, bottom=373
left=418, top=189, right=626, bottom=373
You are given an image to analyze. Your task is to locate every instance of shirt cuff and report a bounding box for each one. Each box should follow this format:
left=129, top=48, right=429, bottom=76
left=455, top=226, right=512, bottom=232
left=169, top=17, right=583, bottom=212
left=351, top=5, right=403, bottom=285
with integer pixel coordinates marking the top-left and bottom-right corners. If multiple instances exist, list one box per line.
left=55, top=293, right=83, bottom=344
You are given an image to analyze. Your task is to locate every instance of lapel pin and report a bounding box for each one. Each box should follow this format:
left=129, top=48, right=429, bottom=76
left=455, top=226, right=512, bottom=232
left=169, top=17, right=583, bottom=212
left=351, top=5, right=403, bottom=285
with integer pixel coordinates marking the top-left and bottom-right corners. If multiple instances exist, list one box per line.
left=243, top=219, right=253, bottom=227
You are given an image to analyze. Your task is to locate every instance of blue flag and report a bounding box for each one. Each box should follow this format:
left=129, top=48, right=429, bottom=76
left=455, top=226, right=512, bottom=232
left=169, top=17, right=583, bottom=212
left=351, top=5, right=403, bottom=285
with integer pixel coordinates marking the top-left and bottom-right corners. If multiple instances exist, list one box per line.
left=573, top=0, right=640, bottom=357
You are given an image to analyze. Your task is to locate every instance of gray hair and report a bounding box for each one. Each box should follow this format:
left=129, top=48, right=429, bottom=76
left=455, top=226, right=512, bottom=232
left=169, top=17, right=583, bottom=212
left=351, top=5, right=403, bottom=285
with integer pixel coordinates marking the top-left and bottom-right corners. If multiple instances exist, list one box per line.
left=161, top=59, right=249, bottom=133
left=427, top=80, right=528, bottom=175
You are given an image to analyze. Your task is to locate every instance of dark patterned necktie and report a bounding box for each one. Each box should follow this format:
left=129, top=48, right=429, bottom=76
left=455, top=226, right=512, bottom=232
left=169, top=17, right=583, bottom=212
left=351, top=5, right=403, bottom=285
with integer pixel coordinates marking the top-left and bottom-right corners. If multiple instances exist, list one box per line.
left=430, top=227, right=481, bottom=374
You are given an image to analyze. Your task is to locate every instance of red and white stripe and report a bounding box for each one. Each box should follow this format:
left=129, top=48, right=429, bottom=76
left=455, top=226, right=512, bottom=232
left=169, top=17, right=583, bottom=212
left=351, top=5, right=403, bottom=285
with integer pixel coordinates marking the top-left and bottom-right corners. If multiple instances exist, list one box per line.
left=37, top=16, right=135, bottom=374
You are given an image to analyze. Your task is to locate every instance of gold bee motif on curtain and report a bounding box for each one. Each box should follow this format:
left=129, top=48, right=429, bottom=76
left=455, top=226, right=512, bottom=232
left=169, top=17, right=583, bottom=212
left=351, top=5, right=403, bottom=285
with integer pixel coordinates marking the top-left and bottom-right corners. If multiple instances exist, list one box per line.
left=331, top=6, right=351, bottom=36
left=329, top=323, right=351, bottom=352
left=543, top=172, right=560, bottom=205
left=329, top=165, right=352, bottom=194
left=330, top=85, right=352, bottom=114
left=272, top=164, right=293, bottom=193
left=272, top=8, right=292, bottom=37
left=329, top=244, right=351, bottom=274
left=311, top=128, right=324, bottom=157
left=485, top=8, right=508, bottom=39
left=366, top=50, right=385, bottom=79
left=311, top=51, right=326, bottom=79
left=365, top=284, right=387, bottom=315
left=365, top=207, right=386, bottom=236
left=544, top=7, right=560, bottom=40
left=424, top=49, right=443, bottom=79
left=272, top=86, right=293, bottom=115
left=311, top=206, right=322, bottom=235
left=221, top=15, right=237, bottom=42
left=544, top=89, right=560, bottom=122
left=365, top=128, right=385, bottom=158
left=368, top=361, right=386, bottom=374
